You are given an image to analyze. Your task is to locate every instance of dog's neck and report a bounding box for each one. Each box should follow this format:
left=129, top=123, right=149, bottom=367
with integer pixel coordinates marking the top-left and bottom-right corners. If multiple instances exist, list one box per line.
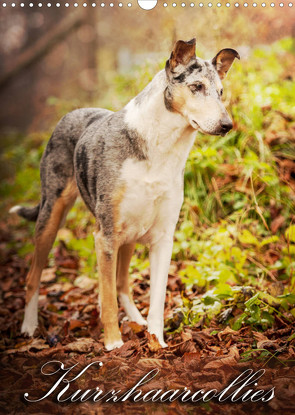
left=124, top=70, right=196, bottom=161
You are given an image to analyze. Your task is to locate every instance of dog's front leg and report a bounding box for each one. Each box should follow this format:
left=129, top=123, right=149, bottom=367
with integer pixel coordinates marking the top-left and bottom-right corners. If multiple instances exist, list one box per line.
left=94, top=231, right=123, bottom=351
left=147, top=234, right=174, bottom=348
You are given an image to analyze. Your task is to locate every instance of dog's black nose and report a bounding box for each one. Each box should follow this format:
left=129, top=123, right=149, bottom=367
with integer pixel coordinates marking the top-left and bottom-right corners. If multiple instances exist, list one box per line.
left=220, top=119, right=233, bottom=134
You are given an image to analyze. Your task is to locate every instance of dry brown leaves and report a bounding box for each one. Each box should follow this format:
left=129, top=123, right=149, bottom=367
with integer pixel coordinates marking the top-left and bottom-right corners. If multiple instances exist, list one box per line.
left=0, top=225, right=295, bottom=415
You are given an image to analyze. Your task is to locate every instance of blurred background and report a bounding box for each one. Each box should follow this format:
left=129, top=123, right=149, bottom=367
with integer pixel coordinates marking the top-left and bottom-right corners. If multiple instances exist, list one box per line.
left=0, top=5, right=294, bottom=133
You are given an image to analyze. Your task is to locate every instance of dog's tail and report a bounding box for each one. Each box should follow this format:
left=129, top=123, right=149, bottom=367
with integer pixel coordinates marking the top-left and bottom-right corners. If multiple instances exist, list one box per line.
left=9, top=204, right=40, bottom=222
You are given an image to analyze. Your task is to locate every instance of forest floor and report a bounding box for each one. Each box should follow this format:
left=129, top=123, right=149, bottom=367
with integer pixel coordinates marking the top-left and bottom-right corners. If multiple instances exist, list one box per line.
left=0, top=218, right=294, bottom=415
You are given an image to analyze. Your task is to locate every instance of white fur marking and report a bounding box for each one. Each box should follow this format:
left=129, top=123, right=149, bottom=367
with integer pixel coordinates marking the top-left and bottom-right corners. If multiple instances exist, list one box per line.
left=147, top=238, right=174, bottom=348
left=105, top=339, right=124, bottom=351
left=21, top=290, right=39, bottom=336
left=118, top=71, right=196, bottom=247
left=9, top=205, right=21, bottom=214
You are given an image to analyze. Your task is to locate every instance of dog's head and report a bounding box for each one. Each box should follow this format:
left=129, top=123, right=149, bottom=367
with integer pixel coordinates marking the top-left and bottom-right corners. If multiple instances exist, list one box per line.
left=165, top=38, right=240, bottom=136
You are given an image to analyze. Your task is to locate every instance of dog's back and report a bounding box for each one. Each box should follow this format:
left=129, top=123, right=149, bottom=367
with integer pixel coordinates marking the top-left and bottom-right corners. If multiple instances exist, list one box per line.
left=12, top=108, right=112, bottom=223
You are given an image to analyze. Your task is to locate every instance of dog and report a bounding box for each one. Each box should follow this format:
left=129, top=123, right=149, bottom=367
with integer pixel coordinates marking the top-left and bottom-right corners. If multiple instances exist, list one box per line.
left=10, top=39, right=239, bottom=351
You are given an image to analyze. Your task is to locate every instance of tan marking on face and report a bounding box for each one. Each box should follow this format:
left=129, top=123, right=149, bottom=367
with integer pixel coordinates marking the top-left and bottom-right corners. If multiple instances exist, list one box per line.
left=171, top=84, right=208, bottom=119
left=25, top=180, right=78, bottom=304
left=170, top=84, right=193, bottom=114
left=94, top=231, right=122, bottom=347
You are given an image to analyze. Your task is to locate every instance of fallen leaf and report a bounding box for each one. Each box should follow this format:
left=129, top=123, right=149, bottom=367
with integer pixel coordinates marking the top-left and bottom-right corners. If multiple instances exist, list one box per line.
left=57, top=228, right=74, bottom=242
left=253, top=331, right=268, bottom=343
left=217, top=327, right=239, bottom=341
left=40, top=267, right=57, bottom=283
left=181, top=330, right=193, bottom=342
left=146, top=332, right=162, bottom=352
left=228, top=345, right=240, bottom=360
left=183, top=351, right=201, bottom=363
left=137, top=358, right=165, bottom=369
left=126, top=321, right=146, bottom=334
left=180, top=340, right=197, bottom=354
left=271, top=215, right=285, bottom=234
left=64, top=338, right=101, bottom=353
left=49, top=282, right=73, bottom=293
left=69, top=319, right=86, bottom=331
left=74, top=275, right=97, bottom=291
left=114, top=340, right=138, bottom=357
left=268, top=281, right=285, bottom=297
left=5, top=338, right=49, bottom=354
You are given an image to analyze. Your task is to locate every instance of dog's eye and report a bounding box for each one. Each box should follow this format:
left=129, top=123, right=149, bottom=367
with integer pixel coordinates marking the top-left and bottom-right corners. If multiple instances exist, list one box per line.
left=189, top=83, right=203, bottom=93
left=220, top=89, right=223, bottom=97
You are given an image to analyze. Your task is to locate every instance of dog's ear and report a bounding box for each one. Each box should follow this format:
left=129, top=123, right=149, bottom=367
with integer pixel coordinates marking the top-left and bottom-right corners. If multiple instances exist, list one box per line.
left=212, top=48, right=240, bottom=80
left=168, top=38, right=196, bottom=70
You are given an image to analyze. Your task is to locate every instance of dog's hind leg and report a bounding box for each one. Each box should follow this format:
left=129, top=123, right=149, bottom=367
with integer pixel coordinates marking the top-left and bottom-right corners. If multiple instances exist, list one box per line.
left=116, top=243, right=147, bottom=326
left=94, top=231, right=123, bottom=351
left=21, top=180, right=77, bottom=336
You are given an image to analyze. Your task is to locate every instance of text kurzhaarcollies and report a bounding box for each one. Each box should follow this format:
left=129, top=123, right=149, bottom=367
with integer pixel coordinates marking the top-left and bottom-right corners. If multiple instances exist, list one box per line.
left=24, top=361, right=275, bottom=404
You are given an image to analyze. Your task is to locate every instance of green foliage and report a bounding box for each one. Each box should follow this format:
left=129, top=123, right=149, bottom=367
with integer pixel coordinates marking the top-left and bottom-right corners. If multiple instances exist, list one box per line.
left=169, top=220, right=295, bottom=332
left=167, top=286, right=295, bottom=334
left=0, top=132, right=46, bottom=209
left=285, top=225, right=295, bottom=243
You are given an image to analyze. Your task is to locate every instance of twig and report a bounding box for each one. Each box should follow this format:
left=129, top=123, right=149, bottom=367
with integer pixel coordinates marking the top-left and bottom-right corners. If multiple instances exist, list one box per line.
left=246, top=255, right=277, bottom=281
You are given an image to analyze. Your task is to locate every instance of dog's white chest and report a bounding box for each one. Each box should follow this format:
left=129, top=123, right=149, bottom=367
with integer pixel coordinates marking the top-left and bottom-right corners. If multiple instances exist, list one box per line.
left=117, top=158, right=183, bottom=244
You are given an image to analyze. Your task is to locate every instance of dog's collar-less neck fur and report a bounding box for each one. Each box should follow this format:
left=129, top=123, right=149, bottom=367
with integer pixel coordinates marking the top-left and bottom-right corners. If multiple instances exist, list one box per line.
left=124, top=70, right=195, bottom=156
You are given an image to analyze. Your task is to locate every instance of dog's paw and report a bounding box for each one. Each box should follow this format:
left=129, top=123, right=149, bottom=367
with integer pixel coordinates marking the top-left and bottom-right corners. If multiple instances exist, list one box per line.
left=158, top=339, right=168, bottom=348
left=21, top=321, right=37, bottom=337
left=132, top=315, right=147, bottom=326
left=147, top=326, right=167, bottom=349
left=105, top=339, right=124, bottom=351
